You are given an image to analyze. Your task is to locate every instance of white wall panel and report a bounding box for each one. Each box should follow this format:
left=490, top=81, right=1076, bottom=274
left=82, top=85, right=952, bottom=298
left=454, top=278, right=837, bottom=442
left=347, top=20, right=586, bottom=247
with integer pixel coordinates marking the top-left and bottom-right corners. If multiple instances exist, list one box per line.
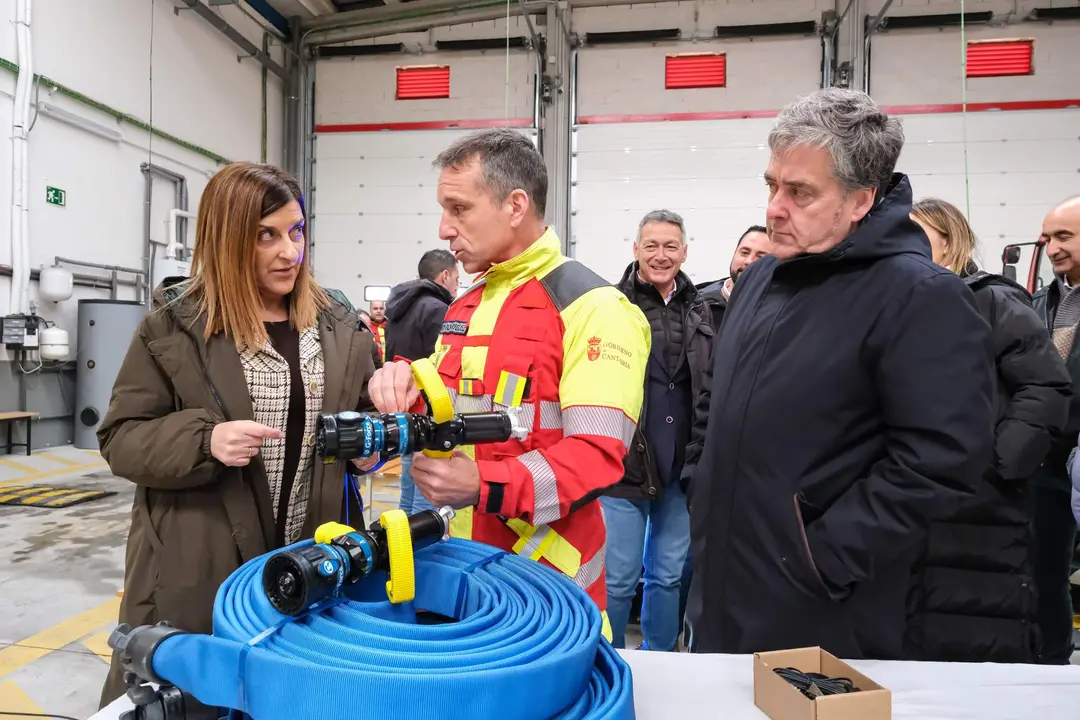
left=573, top=32, right=822, bottom=284
left=316, top=50, right=536, bottom=126
left=0, top=0, right=284, bottom=349
left=576, top=37, right=823, bottom=117
left=573, top=120, right=775, bottom=284
left=871, top=24, right=1080, bottom=106
left=312, top=128, right=538, bottom=304
left=899, top=109, right=1080, bottom=276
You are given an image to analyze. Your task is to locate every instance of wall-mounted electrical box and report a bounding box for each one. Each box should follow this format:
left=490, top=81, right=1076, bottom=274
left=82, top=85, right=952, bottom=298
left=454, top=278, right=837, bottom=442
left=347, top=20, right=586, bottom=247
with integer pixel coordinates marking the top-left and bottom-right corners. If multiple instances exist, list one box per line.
left=2, top=314, right=39, bottom=349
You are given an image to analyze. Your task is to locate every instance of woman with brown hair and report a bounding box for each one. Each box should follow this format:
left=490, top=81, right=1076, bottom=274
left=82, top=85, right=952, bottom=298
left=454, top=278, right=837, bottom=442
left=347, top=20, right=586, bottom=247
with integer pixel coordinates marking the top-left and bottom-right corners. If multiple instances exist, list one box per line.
left=97, top=163, right=378, bottom=705
left=904, top=197, right=1070, bottom=662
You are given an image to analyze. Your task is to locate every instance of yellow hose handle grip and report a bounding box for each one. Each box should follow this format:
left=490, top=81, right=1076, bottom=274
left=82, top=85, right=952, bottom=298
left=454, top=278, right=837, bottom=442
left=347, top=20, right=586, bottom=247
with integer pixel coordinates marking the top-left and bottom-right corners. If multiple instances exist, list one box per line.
left=314, top=521, right=355, bottom=545
left=379, top=509, right=415, bottom=604
left=410, top=357, right=454, bottom=458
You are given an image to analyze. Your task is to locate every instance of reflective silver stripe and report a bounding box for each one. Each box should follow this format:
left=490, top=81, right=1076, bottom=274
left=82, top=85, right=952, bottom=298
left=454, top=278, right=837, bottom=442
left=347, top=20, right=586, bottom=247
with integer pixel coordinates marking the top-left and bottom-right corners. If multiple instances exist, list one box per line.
left=573, top=544, right=605, bottom=591
left=497, top=373, right=526, bottom=407
left=519, top=450, right=561, bottom=525
left=516, top=524, right=552, bottom=559
left=456, top=394, right=494, bottom=414
left=562, top=406, right=636, bottom=449
left=538, top=401, right=562, bottom=430
left=453, top=396, right=563, bottom=436
left=499, top=403, right=534, bottom=434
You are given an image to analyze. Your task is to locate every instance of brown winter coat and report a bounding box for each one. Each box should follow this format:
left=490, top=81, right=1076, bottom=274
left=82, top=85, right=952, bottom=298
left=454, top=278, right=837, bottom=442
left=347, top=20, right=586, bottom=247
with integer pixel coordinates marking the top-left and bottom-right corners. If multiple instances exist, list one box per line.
left=98, top=280, right=376, bottom=706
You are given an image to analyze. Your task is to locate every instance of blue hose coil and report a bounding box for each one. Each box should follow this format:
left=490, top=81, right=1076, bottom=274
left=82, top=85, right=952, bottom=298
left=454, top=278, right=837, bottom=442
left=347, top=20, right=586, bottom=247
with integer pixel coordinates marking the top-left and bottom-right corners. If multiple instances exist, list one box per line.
left=150, top=537, right=635, bottom=720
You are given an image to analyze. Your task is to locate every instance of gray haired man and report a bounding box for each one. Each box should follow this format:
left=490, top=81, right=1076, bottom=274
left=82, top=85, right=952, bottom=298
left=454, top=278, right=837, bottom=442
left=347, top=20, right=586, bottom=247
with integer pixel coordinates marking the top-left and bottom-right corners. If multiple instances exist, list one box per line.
left=681, top=88, right=996, bottom=658
left=602, top=210, right=713, bottom=651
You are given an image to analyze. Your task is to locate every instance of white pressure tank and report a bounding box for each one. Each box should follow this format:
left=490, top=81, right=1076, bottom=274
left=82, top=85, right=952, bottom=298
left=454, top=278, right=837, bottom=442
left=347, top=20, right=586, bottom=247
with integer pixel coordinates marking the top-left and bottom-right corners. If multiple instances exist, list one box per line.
left=39, top=326, right=70, bottom=361
left=38, top=265, right=74, bottom=302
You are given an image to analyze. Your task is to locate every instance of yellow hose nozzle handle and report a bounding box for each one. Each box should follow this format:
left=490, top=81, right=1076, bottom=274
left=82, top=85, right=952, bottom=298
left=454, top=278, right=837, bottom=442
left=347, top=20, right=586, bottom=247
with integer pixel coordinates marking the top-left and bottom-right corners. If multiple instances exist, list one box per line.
left=410, top=357, right=454, bottom=458
left=379, top=509, right=415, bottom=604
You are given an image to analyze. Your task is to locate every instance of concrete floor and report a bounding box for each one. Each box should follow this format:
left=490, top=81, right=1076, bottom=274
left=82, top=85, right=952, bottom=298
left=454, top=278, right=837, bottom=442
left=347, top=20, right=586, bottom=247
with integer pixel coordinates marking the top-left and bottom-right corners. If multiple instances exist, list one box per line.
left=0, top=450, right=402, bottom=720
left=0, top=447, right=1075, bottom=719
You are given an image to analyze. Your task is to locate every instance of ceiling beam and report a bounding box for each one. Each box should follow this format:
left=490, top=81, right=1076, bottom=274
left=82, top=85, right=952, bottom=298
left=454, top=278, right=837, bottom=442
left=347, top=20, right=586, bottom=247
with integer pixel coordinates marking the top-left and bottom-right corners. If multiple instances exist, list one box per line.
left=179, top=0, right=290, bottom=80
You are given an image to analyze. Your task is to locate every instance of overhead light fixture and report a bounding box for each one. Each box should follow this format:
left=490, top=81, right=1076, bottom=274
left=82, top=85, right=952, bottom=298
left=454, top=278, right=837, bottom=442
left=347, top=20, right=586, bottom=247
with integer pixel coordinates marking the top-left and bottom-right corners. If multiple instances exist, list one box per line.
left=37, top=102, right=123, bottom=143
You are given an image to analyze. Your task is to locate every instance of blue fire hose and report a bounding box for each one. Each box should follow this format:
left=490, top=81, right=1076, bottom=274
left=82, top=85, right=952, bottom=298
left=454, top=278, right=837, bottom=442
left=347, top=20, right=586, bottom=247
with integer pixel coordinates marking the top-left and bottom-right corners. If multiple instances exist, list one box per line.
left=146, top=537, right=635, bottom=720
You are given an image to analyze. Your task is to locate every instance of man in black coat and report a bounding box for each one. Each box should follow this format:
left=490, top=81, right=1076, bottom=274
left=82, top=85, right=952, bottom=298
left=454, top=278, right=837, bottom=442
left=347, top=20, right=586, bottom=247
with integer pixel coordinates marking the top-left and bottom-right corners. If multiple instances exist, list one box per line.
left=696, top=225, right=772, bottom=334
left=603, top=210, right=713, bottom=651
left=682, top=88, right=996, bottom=659
left=384, top=249, right=459, bottom=364
left=1030, top=195, right=1080, bottom=664
left=384, top=248, right=459, bottom=514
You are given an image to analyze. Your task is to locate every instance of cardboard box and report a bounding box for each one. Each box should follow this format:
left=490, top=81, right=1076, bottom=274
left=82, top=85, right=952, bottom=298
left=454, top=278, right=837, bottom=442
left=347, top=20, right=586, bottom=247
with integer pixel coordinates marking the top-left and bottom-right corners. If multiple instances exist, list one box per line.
left=753, top=647, right=892, bottom=720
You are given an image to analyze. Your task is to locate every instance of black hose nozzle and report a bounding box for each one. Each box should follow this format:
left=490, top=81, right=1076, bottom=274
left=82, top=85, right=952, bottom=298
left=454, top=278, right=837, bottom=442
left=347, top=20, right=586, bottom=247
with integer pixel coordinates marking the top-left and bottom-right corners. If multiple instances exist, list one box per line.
left=262, top=506, right=455, bottom=616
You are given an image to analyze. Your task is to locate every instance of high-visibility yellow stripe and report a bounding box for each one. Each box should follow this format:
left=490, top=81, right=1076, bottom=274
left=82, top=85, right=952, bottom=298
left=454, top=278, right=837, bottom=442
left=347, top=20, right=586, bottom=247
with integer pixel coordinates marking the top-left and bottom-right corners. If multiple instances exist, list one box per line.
left=0, top=680, right=47, bottom=716
left=17, top=489, right=72, bottom=504
left=0, top=457, right=36, bottom=474
left=461, top=346, right=489, bottom=381
left=82, top=629, right=114, bottom=661
left=0, top=461, right=109, bottom=489
left=38, top=451, right=84, bottom=467
left=0, top=597, right=120, bottom=680
left=558, top=286, right=650, bottom=421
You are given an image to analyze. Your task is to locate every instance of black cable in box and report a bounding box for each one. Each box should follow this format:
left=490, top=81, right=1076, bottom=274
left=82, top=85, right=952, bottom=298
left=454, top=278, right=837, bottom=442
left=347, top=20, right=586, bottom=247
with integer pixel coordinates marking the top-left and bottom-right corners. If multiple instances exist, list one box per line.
left=753, top=647, right=892, bottom=719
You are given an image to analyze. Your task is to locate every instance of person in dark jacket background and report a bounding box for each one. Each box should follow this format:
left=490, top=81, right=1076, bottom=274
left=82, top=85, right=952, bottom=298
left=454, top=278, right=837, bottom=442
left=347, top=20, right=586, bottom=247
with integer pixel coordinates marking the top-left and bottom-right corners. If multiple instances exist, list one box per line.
left=905, top=197, right=1070, bottom=663
left=384, top=248, right=459, bottom=514
left=1030, top=195, right=1080, bottom=664
left=696, top=225, right=771, bottom=334
left=603, top=210, right=713, bottom=651
left=682, top=88, right=996, bottom=659
left=384, top=249, right=459, bottom=363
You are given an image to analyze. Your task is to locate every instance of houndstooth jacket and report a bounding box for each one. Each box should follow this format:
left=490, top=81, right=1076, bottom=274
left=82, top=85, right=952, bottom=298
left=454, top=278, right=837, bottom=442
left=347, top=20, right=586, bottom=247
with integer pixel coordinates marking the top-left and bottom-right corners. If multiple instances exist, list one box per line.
left=240, top=325, right=325, bottom=543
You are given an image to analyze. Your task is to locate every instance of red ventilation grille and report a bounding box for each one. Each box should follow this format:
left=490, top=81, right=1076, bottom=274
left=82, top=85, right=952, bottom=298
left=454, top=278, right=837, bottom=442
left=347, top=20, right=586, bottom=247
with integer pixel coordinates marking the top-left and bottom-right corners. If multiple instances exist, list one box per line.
left=396, top=65, right=450, bottom=100
left=665, top=54, right=726, bottom=90
left=966, top=39, right=1034, bottom=78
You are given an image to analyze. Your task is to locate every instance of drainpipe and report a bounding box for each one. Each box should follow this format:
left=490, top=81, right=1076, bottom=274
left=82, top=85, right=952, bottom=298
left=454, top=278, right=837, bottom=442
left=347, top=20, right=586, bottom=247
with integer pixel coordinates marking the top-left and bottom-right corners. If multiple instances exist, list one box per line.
left=165, top=209, right=198, bottom=260
left=140, top=163, right=189, bottom=305
left=9, top=0, right=33, bottom=315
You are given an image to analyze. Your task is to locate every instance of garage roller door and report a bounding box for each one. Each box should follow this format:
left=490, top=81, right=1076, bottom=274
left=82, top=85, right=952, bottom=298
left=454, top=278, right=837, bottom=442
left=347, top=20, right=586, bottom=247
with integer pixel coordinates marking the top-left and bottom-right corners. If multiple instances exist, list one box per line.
left=312, top=128, right=538, bottom=299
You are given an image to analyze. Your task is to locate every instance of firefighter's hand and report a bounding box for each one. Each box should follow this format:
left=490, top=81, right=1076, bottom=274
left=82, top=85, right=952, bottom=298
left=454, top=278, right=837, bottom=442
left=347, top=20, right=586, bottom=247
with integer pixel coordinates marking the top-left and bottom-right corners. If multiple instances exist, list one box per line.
left=351, top=455, right=380, bottom=473
left=369, top=361, right=421, bottom=413
left=411, top=450, right=481, bottom=510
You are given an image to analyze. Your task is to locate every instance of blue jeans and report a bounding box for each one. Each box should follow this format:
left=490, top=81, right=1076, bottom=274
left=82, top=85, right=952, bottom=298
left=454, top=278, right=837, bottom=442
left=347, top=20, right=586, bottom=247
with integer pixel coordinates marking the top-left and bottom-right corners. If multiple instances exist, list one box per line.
left=397, top=455, right=437, bottom=515
left=601, top=486, right=690, bottom=651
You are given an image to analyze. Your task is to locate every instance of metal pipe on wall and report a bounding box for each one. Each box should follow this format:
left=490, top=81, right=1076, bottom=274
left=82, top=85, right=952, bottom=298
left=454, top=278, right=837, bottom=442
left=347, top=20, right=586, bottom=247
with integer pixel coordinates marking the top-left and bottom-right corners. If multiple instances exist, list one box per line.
left=304, top=4, right=547, bottom=46
left=0, top=265, right=140, bottom=292
left=862, top=0, right=895, bottom=94
left=140, top=163, right=189, bottom=306
left=54, top=256, right=145, bottom=275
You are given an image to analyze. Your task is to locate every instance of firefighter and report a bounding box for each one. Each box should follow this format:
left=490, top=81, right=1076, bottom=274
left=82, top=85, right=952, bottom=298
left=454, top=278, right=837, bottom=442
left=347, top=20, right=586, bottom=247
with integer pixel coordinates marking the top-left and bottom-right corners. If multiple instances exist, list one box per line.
left=368, top=129, right=651, bottom=629
left=369, top=300, right=387, bottom=362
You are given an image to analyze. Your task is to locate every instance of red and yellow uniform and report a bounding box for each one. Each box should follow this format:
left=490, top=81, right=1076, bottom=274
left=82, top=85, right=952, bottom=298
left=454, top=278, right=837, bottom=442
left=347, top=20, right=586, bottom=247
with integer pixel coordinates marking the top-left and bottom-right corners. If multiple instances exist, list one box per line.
left=422, top=229, right=650, bottom=610
left=371, top=320, right=386, bottom=363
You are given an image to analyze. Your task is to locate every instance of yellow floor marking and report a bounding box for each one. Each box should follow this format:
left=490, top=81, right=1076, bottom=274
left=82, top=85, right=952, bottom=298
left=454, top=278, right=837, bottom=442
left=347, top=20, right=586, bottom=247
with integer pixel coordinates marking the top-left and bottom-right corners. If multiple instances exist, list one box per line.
left=38, top=451, right=84, bottom=467
left=0, top=461, right=109, bottom=490
left=0, top=457, right=37, bottom=474
left=0, top=597, right=120, bottom=680
left=82, top=630, right=113, bottom=662
left=0, top=680, right=46, bottom=717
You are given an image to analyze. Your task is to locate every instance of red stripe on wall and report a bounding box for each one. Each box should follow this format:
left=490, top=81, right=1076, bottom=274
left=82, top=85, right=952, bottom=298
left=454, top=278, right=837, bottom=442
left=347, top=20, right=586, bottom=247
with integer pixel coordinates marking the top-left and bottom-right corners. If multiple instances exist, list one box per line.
left=314, top=99, right=1079, bottom=133
left=575, top=98, right=1080, bottom=125
left=315, top=117, right=534, bottom=133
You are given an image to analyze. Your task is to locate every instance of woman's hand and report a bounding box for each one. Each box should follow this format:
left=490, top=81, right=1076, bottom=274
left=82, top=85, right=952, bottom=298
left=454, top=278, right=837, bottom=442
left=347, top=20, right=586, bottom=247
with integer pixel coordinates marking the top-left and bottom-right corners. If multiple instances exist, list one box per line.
left=210, top=420, right=283, bottom=467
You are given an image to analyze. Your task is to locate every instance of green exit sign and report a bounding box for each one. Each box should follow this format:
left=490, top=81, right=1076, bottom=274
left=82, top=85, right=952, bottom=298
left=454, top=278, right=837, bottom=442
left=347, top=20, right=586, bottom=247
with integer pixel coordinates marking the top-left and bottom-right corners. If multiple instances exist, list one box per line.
left=46, top=186, right=66, bottom=207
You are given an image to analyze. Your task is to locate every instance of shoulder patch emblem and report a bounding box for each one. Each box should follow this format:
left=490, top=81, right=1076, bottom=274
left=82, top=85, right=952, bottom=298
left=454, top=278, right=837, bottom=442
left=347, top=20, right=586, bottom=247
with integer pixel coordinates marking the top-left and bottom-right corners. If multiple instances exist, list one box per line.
left=587, top=336, right=602, bottom=361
